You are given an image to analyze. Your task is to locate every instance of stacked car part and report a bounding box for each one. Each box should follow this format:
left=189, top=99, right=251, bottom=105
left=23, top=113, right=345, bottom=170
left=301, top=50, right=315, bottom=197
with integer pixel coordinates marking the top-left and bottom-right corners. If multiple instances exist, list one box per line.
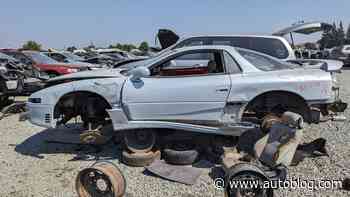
left=122, top=130, right=161, bottom=167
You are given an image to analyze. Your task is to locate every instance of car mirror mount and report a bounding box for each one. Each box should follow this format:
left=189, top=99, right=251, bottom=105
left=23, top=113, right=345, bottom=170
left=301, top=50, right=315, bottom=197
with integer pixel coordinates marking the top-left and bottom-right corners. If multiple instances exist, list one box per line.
left=130, top=66, right=150, bottom=82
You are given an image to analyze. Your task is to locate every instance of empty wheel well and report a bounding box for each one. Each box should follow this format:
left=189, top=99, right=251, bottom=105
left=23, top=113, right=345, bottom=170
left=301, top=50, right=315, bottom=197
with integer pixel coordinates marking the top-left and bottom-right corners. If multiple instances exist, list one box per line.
left=243, top=91, right=311, bottom=122
left=53, top=91, right=112, bottom=125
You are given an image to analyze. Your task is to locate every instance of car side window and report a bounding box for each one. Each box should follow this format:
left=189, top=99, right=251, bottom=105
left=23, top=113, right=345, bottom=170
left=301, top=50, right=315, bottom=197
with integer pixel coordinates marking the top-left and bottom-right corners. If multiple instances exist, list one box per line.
left=212, top=40, right=232, bottom=46
left=151, top=51, right=224, bottom=77
left=223, top=51, right=241, bottom=74
left=9, top=53, right=33, bottom=65
left=50, top=53, right=66, bottom=62
left=230, top=37, right=289, bottom=59
left=209, top=37, right=289, bottom=59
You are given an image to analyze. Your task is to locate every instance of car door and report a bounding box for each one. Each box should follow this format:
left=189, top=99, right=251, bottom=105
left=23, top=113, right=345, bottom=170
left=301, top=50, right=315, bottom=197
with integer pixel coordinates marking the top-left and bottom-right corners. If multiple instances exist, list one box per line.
left=122, top=49, right=231, bottom=124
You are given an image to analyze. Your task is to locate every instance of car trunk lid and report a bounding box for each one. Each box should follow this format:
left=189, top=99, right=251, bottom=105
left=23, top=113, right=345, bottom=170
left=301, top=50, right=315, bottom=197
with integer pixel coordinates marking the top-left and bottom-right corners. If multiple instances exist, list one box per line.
left=273, top=22, right=333, bottom=36
left=287, top=59, right=343, bottom=73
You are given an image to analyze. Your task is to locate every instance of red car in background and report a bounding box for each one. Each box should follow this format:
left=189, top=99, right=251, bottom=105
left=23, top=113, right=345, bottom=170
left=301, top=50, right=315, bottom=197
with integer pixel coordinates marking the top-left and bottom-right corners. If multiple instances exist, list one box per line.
left=0, top=49, right=88, bottom=77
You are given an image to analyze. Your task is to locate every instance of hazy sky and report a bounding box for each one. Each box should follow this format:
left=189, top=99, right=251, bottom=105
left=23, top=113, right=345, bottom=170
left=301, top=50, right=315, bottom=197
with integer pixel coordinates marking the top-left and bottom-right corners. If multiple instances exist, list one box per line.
left=1, top=0, right=349, bottom=49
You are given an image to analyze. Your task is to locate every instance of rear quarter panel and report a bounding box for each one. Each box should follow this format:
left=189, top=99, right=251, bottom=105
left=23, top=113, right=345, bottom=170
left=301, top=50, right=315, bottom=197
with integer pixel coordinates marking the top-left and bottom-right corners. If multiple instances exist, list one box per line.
left=228, top=69, right=333, bottom=103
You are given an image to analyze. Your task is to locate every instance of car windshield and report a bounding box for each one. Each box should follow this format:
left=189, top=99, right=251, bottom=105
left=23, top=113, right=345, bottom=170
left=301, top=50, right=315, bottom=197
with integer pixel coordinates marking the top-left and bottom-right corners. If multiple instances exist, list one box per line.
left=104, top=52, right=126, bottom=60
left=0, top=52, right=19, bottom=62
left=25, top=52, right=58, bottom=64
left=237, top=48, right=298, bottom=71
left=119, top=50, right=175, bottom=70
left=62, top=52, right=84, bottom=61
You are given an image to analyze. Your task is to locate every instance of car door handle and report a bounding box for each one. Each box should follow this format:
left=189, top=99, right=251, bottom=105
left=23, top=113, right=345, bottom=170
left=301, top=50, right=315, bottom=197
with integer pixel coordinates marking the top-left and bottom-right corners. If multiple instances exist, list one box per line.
left=216, top=88, right=229, bottom=92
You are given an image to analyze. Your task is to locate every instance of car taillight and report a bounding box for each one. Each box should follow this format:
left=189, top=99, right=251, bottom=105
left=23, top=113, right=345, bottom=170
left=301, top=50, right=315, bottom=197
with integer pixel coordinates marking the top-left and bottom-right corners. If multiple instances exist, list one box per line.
left=67, top=68, right=78, bottom=73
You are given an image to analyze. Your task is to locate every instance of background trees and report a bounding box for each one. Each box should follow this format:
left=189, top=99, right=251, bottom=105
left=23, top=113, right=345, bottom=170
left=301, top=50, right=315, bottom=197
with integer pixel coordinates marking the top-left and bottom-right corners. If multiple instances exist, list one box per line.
left=139, top=41, right=149, bottom=52
left=22, top=41, right=42, bottom=51
left=108, top=43, right=137, bottom=52
left=318, top=21, right=350, bottom=49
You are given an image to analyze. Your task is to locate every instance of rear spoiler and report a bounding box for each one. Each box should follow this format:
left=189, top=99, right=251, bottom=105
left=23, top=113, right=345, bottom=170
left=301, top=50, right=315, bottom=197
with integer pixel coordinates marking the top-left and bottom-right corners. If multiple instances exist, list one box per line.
left=287, top=59, right=343, bottom=73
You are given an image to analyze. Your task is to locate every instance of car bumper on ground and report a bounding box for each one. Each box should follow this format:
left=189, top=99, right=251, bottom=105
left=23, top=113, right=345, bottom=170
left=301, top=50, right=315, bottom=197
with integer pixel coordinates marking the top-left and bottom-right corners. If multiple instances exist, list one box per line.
left=27, top=102, right=56, bottom=128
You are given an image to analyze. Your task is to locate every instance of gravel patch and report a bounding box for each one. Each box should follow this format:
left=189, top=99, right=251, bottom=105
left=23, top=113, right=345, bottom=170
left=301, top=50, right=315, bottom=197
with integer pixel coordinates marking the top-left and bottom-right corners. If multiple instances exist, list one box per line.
left=1, top=71, right=350, bottom=196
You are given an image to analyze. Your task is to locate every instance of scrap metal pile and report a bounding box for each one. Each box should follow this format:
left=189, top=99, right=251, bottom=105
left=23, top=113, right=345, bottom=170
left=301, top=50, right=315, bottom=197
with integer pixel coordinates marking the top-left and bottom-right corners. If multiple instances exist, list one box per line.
left=73, top=111, right=343, bottom=197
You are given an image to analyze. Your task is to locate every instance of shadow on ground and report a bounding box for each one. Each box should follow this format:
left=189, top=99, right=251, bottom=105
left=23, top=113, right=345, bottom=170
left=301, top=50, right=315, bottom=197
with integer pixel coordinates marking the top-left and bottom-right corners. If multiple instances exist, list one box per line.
left=14, top=124, right=123, bottom=161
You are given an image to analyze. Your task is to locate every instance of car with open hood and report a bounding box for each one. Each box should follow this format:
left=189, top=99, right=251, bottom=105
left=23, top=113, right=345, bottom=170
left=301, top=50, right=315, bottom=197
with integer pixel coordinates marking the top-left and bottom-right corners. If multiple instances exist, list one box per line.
left=113, top=23, right=334, bottom=71
left=27, top=45, right=347, bottom=147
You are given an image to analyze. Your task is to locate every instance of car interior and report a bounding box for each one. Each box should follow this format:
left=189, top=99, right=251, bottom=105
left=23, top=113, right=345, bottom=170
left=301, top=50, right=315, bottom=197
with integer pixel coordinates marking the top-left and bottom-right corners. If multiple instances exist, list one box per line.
left=151, top=51, right=224, bottom=77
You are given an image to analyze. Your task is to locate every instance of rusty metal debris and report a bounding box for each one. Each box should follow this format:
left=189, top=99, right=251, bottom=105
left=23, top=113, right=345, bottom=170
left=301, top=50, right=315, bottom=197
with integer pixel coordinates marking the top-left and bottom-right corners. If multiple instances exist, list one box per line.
left=76, top=161, right=126, bottom=197
left=0, top=101, right=26, bottom=120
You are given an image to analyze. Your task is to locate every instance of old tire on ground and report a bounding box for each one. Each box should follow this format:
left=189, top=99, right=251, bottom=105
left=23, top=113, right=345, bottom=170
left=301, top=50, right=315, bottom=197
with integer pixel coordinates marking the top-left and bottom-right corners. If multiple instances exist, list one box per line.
left=76, top=161, right=126, bottom=197
left=225, top=163, right=273, bottom=197
left=163, top=144, right=199, bottom=165
left=122, top=149, right=161, bottom=167
left=124, top=129, right=156, bottom=153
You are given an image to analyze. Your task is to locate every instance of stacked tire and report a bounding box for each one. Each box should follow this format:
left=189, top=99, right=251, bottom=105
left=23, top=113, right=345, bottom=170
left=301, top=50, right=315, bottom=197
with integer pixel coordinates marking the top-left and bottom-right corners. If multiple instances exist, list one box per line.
left=122, top=130, right=161, bottom=167
left=163, top=142, right=199, bottom=165
left=122, top=149, right=161, bottom=167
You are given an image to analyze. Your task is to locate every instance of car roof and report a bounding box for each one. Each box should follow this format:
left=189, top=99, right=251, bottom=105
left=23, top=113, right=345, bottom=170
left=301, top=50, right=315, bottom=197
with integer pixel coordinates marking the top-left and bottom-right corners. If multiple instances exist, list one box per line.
left=182, top=34, right=285, bottom=39
left=22, top=50, right=40, bottom=54
left=174, top=45, right=237, bottom=51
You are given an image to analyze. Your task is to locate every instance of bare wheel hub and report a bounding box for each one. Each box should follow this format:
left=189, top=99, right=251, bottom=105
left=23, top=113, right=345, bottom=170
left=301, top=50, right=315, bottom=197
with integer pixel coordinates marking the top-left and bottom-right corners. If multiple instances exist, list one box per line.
left=80, top=123, right=113, bottom=145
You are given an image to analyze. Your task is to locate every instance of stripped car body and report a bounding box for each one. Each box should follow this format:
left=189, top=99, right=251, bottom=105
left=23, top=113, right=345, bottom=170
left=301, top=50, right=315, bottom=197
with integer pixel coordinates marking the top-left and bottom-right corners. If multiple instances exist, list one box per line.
left=27, top=45, right=346, bottom=136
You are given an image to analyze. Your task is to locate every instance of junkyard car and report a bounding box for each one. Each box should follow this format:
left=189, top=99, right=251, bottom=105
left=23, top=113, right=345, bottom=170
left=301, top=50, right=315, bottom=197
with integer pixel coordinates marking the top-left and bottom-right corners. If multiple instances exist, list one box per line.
left=27, top=45, right=347, bottom=144
left=151, top=22, right=332, bottom=62
left=23, top=51, right=89, bottom=77
left=330, top=45, right=350, bottom=66
left=1, top=50, right=89, bottom=77
left=44, top=51, right=103, bottom=70
left=0, top=52, right=46, bottom=103
left=155, top=29, right=296, bottom=61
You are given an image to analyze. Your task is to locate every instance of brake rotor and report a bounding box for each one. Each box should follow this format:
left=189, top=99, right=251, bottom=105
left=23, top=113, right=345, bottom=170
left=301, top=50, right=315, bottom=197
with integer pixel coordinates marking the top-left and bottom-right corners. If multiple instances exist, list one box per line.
left=76, top=161, right=126, bottom=197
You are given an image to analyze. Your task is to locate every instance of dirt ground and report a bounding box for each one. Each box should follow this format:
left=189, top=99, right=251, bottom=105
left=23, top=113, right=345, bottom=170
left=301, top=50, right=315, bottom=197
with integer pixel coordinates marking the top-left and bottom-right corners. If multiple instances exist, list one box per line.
left=1, top=70, right=350, bottom=197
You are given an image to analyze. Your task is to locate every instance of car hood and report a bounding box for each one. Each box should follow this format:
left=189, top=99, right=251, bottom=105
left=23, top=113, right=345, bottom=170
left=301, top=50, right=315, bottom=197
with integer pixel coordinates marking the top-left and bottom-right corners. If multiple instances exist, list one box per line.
left=273, top=22, right=333, bottom=36
left=69, top=61, right=102, bottom=68
left=38, top=63, right=85, bottom=68
left=48, top=68, right=124, bottom=83
left=157, top=29, right=180, bottom=49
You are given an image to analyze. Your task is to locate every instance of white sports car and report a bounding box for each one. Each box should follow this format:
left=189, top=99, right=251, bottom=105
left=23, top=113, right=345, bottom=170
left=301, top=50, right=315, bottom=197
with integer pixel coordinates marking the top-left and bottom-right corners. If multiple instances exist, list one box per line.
left=27, top=45, right=346, bottom=143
